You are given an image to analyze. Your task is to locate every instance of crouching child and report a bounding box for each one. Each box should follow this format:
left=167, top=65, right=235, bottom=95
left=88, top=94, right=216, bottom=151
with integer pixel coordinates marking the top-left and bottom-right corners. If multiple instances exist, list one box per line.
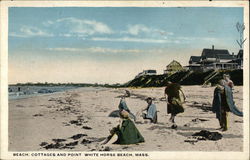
left=138, top=97, right=157, bottom=124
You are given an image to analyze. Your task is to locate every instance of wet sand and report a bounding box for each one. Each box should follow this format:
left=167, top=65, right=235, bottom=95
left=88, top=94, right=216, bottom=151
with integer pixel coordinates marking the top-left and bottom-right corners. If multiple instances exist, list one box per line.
left=9, top=86, right=243, bottom=151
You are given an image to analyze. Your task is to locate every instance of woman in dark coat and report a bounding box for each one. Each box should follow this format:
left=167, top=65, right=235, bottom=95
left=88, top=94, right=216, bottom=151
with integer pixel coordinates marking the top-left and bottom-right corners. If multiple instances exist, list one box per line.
left=212, top=80, right=243, bottom=131
left=164, top=81, right=186, bottom=128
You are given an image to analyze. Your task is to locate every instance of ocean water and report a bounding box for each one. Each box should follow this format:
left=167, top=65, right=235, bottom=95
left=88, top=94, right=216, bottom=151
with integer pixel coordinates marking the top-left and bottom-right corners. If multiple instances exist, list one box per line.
left=8, top=86, right=78, bottom=100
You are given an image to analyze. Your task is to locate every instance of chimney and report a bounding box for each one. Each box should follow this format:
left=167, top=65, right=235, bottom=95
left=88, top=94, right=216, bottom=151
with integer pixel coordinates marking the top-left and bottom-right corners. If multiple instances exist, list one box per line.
left=212, top=45, right=214, bottom=50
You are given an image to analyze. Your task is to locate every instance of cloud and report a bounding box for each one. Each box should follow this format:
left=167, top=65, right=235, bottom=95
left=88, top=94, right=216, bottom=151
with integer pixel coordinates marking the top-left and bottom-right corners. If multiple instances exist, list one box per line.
left=9, top=32, right=28, bottom=38
left=10, top=25, right=53, bottom=38
left=47, top=47, right=143, bottom=54
left=86, top=47, right=142, bottom=54
left=125, top=24, right=151, bottom=35
left=42, top=20, right=54, bottom=27
left=91, top=37, right=175, bottom=43
left=47, top=47, right=186, bottom=59
left=176, top=36, right=217, bottom=42
left=47, top=48, right=82, bottom=52
left=123, top=24, right=174, bottom=37
left=44, top=17, right=113, bottom=37
left=59, top=33, right=72, bottom=37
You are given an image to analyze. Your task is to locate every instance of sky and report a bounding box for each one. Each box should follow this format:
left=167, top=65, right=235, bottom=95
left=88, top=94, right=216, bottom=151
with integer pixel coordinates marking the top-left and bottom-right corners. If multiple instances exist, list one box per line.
left=8, top=7, right=243, bottom=84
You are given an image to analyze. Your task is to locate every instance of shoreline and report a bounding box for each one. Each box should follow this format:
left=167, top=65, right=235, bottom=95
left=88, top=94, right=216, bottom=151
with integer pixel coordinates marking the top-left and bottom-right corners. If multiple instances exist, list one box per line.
left=8, top=84, right=244, bottom=101
left=8, top=86, right=108, bottom=100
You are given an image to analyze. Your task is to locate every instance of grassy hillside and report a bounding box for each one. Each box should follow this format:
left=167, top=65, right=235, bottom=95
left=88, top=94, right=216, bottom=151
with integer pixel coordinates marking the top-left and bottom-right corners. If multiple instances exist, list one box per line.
left=125, top=69, right=243, bottom=87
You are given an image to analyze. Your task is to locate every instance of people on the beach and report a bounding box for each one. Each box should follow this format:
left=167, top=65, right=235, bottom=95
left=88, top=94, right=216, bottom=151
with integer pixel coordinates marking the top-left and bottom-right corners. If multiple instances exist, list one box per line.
left=118, top=97, right=136, bottom=121
left=212, top=79, right=243, bottom=131
left=139, top=97, right=157, bottom=124
left=164, top=81, right=186, bottom=128
left=125, top=90, right=131, bottom=97
left=101, top=110, right=145, bottom=145
left=221, top=74, right=234, bottom=89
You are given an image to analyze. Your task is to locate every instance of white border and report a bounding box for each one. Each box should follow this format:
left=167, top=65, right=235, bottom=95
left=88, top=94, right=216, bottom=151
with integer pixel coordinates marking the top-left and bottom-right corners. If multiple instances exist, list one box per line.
left=0, top=1, right=249, bottom=160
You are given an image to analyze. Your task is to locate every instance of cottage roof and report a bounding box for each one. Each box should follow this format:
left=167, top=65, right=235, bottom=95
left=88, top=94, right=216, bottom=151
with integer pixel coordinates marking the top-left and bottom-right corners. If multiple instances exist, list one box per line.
left=189, top=56, right=201, bottom=62
left=166, top=60, right=182, bottom=67
left=237, top=49, right=243, bottom=59
left=216, top=54, right=235, bottom=60
left=229, top=59, right=242, bottom=64
left=201, top=48, right=234, bottom=59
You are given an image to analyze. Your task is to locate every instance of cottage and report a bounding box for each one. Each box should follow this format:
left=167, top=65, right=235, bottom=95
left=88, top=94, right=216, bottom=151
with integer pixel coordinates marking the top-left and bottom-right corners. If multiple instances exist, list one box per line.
left=135, top=69, right=157, bottom=78
left=188, top=56, right=202, bottom=71
left=201, top=46, right=238, bottom=71
left=164, top=60, right=184, bottom=75
left=237, top=49, right=243, bottom=69
left=230, top=49, right=243, bottom=69
left=234, top=49, right=243, bottom=69
left=237, top=49, right=243, bottom=59
left=188, top=45, right=240, bottom=71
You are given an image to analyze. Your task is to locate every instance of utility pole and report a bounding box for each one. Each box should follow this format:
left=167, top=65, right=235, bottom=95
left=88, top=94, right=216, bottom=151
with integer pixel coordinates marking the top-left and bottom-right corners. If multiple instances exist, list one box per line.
left=236, top=22, right=246, bottom=49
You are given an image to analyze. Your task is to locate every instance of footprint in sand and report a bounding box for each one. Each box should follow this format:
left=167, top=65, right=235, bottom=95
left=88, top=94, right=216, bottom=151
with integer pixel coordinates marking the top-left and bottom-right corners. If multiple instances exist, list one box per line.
left=42, top=142, right=64, bottom=149
left=52, top=139, right=67, bottom=143
left=65, top=141, right=78, bottom=147
left=81, top=139, right=92, bottom=145
left=82, top=126, right=92, bottom=130
left=16, top=105, right=25, bottom=108
left=70, top=134, right=87, bottom=140
left=33, top=114, right=43, bottom=117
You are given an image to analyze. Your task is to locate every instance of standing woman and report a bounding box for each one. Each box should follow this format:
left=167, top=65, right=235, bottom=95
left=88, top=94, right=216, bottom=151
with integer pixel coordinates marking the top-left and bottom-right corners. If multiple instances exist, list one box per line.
left=212, top=79, right=242, bottom=131
left=164, top=81, right=186, bottom=128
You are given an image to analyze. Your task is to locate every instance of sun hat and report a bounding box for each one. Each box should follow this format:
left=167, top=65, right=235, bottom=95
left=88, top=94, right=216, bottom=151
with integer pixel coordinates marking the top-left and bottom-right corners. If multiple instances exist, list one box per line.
left=120, top=110, right=129, bottom=119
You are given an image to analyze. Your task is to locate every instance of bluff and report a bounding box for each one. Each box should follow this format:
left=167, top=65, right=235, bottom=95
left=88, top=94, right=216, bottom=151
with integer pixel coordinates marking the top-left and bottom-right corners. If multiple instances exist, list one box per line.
left=124, top=69, right=243, bottom=87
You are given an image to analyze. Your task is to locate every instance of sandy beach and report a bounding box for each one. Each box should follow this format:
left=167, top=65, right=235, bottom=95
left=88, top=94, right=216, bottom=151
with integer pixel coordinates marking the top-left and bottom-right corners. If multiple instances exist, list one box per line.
left=9, top=86, right=243, bottom=151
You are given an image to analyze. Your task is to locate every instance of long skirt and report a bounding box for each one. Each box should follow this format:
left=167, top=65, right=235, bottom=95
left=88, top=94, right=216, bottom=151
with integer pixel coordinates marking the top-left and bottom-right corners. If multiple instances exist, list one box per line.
left=167, top=103, right=184, bottom=115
